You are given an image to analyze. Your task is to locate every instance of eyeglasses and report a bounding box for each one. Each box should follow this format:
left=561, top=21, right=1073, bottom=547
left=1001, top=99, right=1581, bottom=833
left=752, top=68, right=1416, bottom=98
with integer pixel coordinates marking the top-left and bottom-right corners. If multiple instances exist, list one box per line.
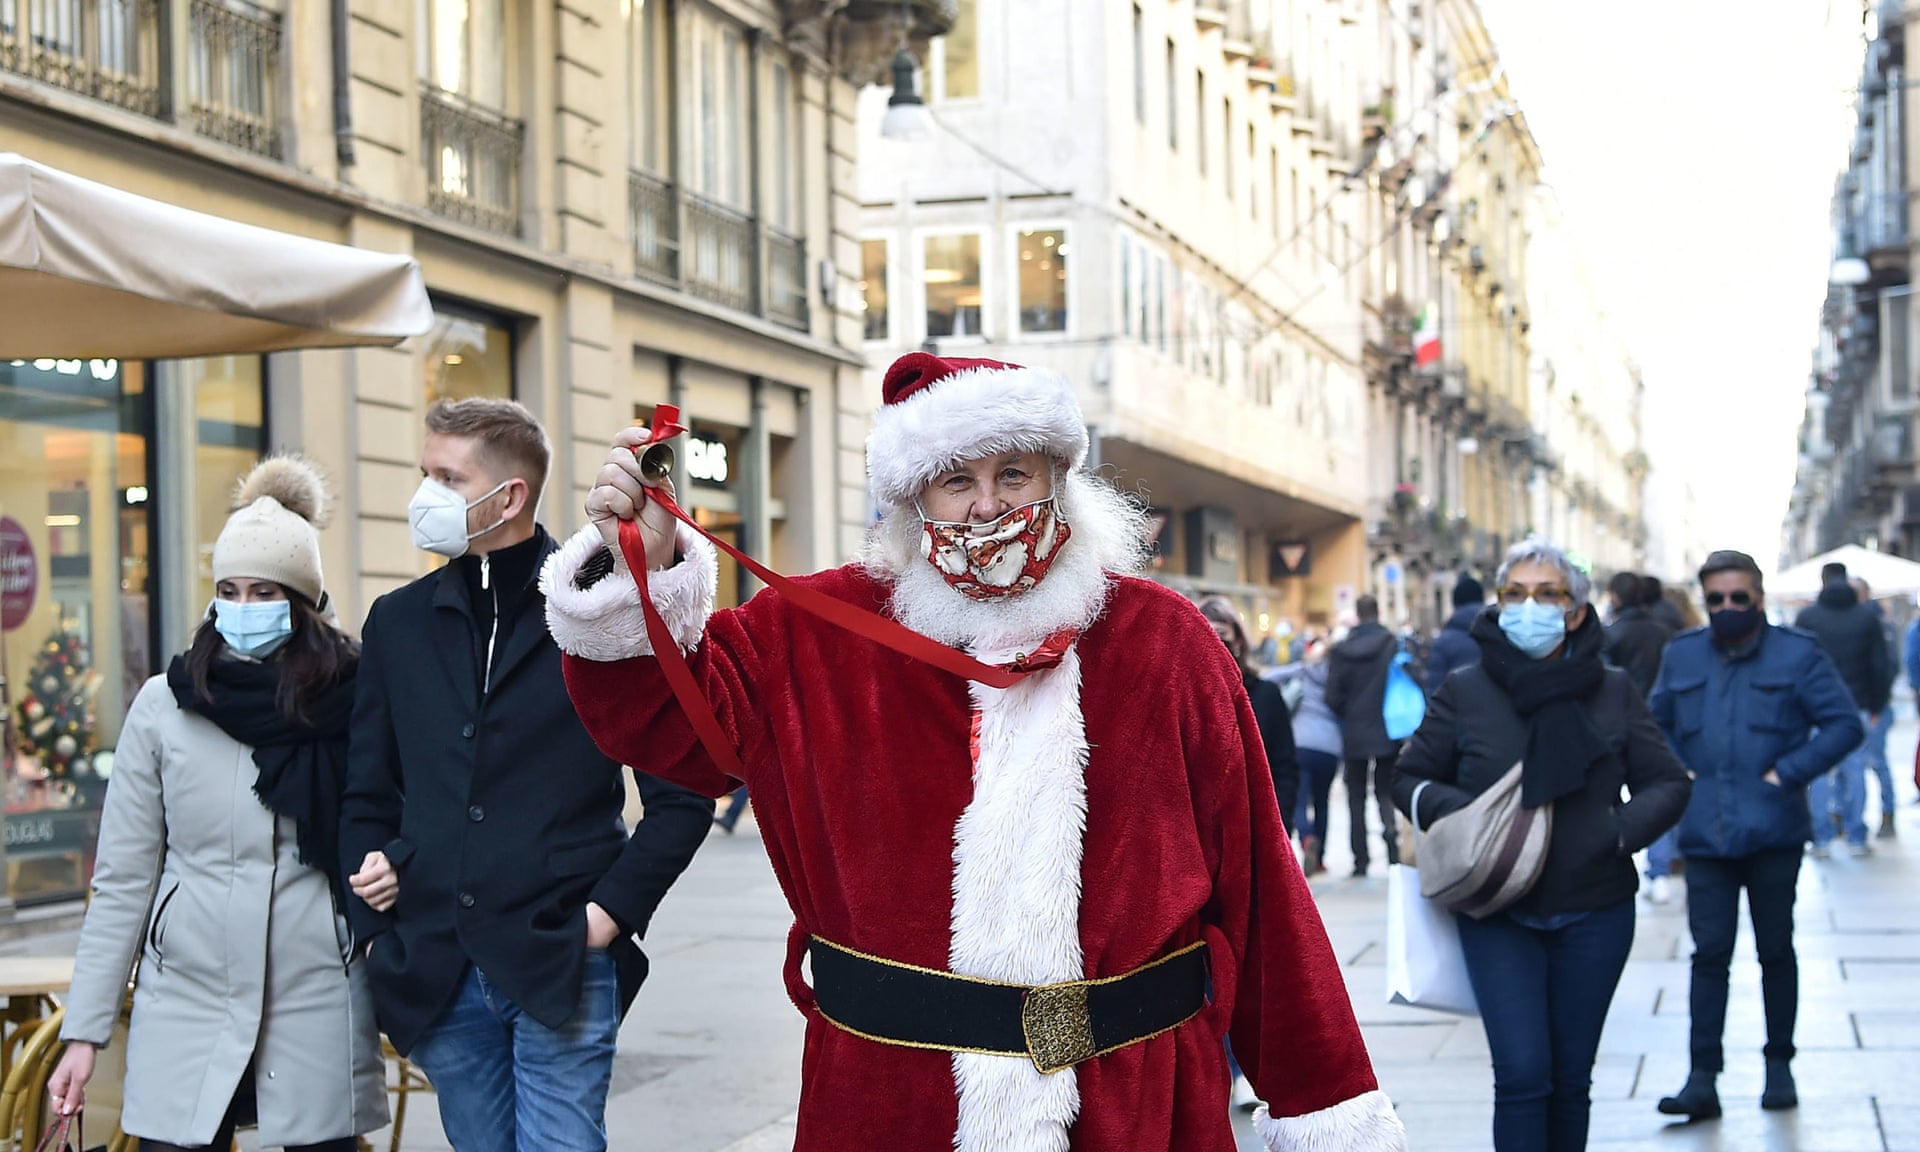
left=1704, top=590, right=1755, bottom=609
left=1498, top=585, right=1570, bottom=607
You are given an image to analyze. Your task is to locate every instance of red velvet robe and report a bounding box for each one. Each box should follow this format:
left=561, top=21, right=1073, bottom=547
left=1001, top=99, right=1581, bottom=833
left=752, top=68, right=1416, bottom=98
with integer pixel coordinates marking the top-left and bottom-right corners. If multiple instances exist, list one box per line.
left=551, top=536, right=1396, bottom=1151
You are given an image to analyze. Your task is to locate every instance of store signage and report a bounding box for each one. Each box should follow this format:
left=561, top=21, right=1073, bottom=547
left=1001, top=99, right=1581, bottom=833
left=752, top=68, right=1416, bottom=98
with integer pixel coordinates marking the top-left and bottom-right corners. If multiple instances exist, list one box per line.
left=686, top=435, right=731, bottom=485
left=0, top=516, right=35, bottom=632
left=1270, top=540, right=1312, bottom=580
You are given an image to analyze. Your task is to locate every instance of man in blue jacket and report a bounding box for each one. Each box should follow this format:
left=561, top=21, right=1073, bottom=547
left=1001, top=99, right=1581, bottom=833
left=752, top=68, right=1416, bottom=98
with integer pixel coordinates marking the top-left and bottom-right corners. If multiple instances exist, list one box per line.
left=1648, top=550, right=1863, bottom=1123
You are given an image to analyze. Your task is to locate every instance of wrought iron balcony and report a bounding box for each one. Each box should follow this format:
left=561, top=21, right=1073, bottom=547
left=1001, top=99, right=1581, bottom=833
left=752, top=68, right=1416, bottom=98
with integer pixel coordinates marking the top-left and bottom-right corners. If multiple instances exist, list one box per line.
left=629, top=168, right=680, bottom=286
left=187, top=0, right=280, bottom=158
left=684, top=190, right=755, bottom=315
left=765, top=225, right=810, bottom=331
left=421, top=85, right=524, bottom=236
left=626, top=169, right=810, bottom=333
left=0, top=0, right=165, bottom=118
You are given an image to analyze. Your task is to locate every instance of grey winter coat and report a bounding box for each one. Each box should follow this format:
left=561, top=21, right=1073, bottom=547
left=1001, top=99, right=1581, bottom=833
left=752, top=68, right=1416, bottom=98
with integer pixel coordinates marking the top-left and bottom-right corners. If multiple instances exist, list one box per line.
left=62, top=677, right=388, bottom=1148
left=1266, top=662, right=1343, bottom=757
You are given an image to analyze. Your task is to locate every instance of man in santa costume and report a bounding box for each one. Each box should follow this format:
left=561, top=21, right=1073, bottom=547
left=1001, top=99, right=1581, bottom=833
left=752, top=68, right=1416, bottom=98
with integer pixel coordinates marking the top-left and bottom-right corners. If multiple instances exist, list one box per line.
left=541, top=352, right=1406, bottom=1152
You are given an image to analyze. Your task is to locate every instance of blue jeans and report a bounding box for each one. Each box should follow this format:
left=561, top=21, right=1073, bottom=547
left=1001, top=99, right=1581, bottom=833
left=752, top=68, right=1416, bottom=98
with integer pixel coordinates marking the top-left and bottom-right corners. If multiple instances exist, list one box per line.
left=1645, top=827, right=1678, bottom=880
left=410, top=951, right=621, bottom=1152
left=1810, top=711, right=1872, bottom=846
left=1294, top=748, right=1340, bottom=844
left=1455, top=899, right=1636, bottom=1152
left=1683, top=848, right=1802, bottom=1072
left=1863, top=707, right=1895, bottom=818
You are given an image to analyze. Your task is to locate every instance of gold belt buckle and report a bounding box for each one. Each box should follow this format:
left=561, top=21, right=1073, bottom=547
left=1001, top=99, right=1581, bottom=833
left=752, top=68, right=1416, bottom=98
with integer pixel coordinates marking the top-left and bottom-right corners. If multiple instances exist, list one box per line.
left=1020, top=979, right=1096, bottom=1074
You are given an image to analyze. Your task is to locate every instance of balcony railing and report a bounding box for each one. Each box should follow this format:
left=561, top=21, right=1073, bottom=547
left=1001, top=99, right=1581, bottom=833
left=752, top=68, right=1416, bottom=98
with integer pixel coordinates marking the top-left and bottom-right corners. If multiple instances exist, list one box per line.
left=765, top=226, right=809, bottom=331
left=629, top=168, right=680, bottom=285
left=187, top=0, right=279, bottom=157
left=684, top=190, right=755, bottom=314
left=421, top=85, right=524, bottom=236
left=626, top=170, right=810, bottom=333
left=0, top=0, right=165, bottom=118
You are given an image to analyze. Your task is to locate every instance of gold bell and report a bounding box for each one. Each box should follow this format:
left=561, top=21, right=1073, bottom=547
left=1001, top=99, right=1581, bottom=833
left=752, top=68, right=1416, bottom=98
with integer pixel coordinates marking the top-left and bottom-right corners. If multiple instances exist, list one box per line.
left=639, top=442, right=675, bottom=483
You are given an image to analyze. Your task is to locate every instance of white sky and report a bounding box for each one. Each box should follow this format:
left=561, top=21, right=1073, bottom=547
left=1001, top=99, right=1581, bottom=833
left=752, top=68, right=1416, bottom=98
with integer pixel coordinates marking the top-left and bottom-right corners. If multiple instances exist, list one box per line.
left=1476, top=0, right=1865, bottom=568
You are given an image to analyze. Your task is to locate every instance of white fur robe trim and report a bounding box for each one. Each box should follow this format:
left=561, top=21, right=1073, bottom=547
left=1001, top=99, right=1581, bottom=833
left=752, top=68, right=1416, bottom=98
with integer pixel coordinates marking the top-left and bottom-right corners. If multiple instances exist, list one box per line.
left=1253, top=1090, right=1408, bottom=1152
left=948, top=643, right=1089, bottom=1152
left=540, top=523, right=716, bottom=661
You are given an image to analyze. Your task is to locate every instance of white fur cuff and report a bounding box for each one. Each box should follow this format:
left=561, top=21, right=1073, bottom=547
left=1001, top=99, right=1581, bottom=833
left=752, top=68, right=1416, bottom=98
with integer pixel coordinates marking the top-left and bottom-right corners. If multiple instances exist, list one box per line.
left=1254, top=1091, right=1406, bottom=1152
left=540, top=523, right=717, bottom=661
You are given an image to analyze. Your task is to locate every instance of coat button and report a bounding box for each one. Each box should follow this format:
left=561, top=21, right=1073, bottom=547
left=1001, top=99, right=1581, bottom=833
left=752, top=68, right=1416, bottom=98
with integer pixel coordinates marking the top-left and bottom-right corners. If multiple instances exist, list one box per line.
left=461, top=723, right=476, bottom=739
left=266, top=1070, right=276, bottom=1079
left=458, top=892, right=476, bottom=909
left=468, top=805, right=485, bottom=823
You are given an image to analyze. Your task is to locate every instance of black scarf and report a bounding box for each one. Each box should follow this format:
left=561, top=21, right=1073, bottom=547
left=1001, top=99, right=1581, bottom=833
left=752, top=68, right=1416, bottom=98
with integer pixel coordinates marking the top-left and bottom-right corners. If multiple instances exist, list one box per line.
left=165, top=653, right=357, bottom=903
left=1470, top=606, right=1610, bottom=809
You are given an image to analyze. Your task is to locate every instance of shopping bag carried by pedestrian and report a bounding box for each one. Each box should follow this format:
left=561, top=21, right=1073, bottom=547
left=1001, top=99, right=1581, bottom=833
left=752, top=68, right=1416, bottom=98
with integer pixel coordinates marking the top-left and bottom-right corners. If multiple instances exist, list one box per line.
left=1407, top=767, right=1551, bottom=919
left=1382, top=648, right=1427, bottom=741
left=1384, top=863, right=1478, bottom=1016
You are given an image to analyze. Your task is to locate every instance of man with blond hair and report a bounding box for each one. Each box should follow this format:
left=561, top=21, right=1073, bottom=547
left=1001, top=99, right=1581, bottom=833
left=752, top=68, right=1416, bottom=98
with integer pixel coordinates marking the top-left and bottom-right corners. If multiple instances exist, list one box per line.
left=341, top=398, right=712, bottom=1152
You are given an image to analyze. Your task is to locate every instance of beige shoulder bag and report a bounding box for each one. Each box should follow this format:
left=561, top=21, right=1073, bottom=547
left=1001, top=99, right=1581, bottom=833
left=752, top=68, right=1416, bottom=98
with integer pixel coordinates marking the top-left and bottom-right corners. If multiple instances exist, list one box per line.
left=1410, top=761, right=1552, bottom=920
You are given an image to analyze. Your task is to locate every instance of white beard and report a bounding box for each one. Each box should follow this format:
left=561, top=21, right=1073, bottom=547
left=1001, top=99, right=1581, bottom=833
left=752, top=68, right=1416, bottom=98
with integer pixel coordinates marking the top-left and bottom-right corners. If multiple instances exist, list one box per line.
left=861, top=469, right=1152, bottom=653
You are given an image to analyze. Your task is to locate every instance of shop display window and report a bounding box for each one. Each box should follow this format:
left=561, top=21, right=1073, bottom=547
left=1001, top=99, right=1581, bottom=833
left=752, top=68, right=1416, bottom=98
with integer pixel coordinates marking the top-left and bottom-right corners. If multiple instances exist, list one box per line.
left=0, top=358, right=151, bottom=905
left=178, top=357, right=268, bottom=610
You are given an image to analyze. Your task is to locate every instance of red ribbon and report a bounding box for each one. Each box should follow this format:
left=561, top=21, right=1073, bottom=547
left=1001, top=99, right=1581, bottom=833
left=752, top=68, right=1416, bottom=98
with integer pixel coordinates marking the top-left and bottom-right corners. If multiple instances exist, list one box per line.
left=615, top=406, right=1075, bottom=781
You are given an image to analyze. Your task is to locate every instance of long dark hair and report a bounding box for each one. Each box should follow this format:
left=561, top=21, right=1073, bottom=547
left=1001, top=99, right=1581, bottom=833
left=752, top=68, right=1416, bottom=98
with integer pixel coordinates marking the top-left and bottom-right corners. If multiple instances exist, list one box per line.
left=185, top=591, right=357, bottom=724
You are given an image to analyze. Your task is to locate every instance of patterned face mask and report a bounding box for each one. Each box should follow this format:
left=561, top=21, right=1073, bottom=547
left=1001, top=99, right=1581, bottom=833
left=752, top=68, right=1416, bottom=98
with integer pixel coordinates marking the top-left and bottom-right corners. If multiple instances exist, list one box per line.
left=919, top=497, right=1073, bottom=602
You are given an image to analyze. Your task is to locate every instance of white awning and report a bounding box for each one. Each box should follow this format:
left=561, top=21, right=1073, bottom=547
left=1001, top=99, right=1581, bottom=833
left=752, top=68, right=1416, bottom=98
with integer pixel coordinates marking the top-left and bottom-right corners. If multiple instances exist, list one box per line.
left=1772, top=544, right=1920, bottom=598
left=0, top=153, right=431, bottom=358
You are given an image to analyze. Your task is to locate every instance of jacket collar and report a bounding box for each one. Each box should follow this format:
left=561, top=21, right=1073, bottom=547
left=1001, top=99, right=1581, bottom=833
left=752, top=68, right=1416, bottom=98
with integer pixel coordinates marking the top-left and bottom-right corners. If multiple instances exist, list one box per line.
left=1715, top=620, right=1770, bottom=664
left=429, top=526, right=560, bottom=700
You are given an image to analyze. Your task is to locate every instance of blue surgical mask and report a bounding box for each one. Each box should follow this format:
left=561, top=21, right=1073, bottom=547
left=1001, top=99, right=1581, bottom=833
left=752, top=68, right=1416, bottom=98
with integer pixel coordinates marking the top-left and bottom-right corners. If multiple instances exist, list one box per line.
left=212, top=599, right=295, bottom=659
left=1498, top=600, right=1568, bottom=660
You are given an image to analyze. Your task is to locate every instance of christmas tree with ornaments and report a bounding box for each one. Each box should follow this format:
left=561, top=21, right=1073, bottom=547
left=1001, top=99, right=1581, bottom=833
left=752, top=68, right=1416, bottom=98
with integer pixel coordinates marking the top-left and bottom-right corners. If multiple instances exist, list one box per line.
left=14, top=629, right=95, bottom=781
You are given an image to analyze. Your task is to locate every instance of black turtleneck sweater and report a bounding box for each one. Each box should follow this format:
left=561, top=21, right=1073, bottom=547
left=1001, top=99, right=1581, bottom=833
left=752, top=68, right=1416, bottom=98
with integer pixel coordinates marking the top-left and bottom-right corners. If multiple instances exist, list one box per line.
left=457, top=529, right=547, bottom=701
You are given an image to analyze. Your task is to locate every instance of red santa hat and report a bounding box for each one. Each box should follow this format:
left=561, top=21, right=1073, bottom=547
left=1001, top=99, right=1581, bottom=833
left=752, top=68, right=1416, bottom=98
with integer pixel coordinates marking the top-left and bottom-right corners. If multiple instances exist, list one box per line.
left=865, top=352, right=1089, bottom=508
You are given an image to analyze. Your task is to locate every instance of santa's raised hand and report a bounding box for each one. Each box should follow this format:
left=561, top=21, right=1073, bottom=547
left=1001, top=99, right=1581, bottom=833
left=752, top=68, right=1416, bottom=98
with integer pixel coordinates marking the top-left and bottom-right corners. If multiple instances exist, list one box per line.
left=587, top=424, right=678, bottom=570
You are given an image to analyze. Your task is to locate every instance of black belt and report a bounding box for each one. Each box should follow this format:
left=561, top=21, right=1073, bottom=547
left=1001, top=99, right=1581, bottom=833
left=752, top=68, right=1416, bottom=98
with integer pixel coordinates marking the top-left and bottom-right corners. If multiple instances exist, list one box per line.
left=807, top=936, right=1210, bottom=1074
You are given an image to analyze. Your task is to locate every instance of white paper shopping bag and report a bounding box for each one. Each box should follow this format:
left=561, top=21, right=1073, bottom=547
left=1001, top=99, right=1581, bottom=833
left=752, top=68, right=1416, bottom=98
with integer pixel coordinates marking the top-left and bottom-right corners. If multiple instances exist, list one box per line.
left=1385, top=863, right=1479, bottom=1016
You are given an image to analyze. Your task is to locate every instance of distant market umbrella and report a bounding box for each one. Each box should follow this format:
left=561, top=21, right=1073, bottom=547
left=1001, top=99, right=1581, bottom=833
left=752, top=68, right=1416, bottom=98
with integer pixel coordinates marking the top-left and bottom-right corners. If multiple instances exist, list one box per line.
left=1771, top=544, right=1920, bottom=599
left=0, top=153, right=431, bottom=358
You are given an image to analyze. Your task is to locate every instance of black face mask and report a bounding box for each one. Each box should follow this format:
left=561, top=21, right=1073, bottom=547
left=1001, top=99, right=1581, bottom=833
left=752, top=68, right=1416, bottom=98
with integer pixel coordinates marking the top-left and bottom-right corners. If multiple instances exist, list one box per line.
left=1709, top=605, right=1763, bottom=643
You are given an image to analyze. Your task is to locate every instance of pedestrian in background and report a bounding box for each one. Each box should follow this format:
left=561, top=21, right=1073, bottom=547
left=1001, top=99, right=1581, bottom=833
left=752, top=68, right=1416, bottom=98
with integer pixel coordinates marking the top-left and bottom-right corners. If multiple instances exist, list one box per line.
left=1850, top=577, right=1898, bottom=839
left=1327, top=594, right=1409, bottom=878
left=1268, top=639, right=1343, bottom=875
left=1201, top=596, right=1301, bottom=833
left=49, top=458, right=388, bottom=1152
left=1426, top=574, right=1487, bottom=692
left=1650, top=550, right=1863, bottom=1121
left=1643, top=574, right=1689, bottom=634
left=1793, top=561, right=1892, bottom=857
left=1603, top=570, right=1681, bottom=903
left=340, top=398, right=714, bottom=1152
left=1395, top=537, right=1691, bottom=1152
left=1602, top=571, right=1673, bottom=699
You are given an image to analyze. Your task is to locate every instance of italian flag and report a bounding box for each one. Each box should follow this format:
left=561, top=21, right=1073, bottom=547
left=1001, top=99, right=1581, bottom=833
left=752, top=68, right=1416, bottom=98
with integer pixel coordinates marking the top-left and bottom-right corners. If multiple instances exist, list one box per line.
left=1414, top=303, right=1441, bottom=368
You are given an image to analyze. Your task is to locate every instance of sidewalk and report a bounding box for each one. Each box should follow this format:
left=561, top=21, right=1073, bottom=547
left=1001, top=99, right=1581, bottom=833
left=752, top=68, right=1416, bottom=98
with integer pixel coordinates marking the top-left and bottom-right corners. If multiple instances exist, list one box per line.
left=32, top=738, right=1920, bottom=1151
left=1313, top=714, right=1920, bottom=1152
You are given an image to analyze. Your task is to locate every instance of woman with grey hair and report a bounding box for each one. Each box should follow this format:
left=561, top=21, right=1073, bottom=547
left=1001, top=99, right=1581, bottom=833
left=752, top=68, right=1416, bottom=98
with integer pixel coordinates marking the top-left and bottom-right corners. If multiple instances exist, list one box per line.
left=1391, top=537, right=1691, bottom=1152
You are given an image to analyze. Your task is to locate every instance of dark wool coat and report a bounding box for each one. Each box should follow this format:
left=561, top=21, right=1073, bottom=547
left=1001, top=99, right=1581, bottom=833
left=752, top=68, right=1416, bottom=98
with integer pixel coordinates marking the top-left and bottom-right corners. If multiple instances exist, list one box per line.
left=339, top=526, right=714, bottom=1053
left=1393, top=662, right=1693, bottom=918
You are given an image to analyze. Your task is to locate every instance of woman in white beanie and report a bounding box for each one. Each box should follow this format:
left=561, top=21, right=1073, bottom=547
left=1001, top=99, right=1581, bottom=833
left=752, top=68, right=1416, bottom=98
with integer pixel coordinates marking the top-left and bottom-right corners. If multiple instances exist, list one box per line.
left=47, top=457, right=388, bottom=1152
